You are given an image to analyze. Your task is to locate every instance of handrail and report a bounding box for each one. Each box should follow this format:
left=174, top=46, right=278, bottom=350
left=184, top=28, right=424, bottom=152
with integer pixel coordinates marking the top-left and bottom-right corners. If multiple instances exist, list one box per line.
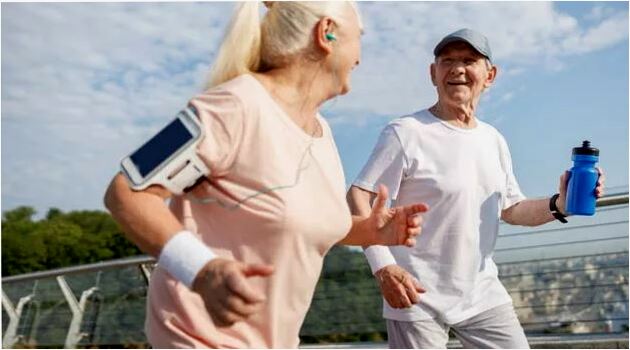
left=1, top=255, right=155, bottom=283
left=597, top=192, right=629, bottom=206
left=2, top=192, right=627, bottom=284
left=300, top=333, right=630, bottom=349
left=1, top=192, right=627, bottom=349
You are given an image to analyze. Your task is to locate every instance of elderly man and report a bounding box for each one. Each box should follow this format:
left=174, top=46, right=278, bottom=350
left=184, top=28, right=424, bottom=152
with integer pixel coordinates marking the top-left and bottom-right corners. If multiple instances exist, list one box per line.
left=347, top=29, right=606, bottom=349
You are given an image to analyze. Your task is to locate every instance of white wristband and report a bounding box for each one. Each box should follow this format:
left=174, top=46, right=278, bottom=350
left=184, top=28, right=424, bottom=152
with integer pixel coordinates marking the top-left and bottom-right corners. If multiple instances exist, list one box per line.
left=158, top=230, right=216, bottom=288
left=363, top=245, right=397, bottom=275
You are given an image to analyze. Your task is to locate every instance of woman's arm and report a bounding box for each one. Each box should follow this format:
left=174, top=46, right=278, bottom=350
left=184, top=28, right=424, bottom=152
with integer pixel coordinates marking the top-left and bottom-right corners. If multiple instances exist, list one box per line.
left=104, top=173, right=182, bottom=256
left=103, top=173, right=273, bottom=327
left=337, top=186, right=375, bottom=245
left=337, top=185, right=428, bottom=247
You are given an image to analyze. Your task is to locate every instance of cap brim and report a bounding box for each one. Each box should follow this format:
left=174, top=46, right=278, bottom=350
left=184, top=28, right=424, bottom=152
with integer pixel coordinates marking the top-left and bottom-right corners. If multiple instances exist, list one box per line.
left=433, top=36, right=491, bottom=61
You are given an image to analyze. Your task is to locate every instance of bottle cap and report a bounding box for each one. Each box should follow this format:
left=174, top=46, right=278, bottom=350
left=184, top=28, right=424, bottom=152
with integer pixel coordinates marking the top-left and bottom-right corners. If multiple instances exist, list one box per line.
left=572, top=140, right=599, bottom=156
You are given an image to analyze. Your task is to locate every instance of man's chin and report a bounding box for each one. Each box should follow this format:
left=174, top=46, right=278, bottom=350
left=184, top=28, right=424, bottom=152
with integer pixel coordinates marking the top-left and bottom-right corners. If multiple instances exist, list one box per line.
left=440, top=94, right=471, bottom=105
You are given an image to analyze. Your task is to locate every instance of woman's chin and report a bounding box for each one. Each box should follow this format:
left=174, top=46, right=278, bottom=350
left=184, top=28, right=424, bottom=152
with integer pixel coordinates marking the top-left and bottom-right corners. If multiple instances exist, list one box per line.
left=339, top=82, right=351, bottom=95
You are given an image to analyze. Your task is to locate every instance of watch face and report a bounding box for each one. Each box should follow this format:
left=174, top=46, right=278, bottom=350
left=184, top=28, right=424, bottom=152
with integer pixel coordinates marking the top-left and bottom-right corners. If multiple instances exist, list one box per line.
left=130, top=118, right=193, bottom=177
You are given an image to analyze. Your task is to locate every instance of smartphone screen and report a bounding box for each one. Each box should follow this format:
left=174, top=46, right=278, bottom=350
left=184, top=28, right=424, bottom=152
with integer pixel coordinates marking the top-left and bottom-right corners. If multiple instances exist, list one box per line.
left=130, top=118, right=193, bottom=177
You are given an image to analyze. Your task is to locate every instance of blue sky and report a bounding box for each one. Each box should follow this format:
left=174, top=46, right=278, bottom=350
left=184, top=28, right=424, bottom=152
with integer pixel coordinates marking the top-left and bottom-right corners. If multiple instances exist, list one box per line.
left=2, top=2, right=629, bottom=217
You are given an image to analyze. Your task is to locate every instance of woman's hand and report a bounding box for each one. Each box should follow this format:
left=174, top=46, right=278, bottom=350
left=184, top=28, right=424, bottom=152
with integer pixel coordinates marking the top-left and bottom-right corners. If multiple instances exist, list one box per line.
left=368, top=184, right=429, bottom=247
left=192, top=258, right=274, bottom=327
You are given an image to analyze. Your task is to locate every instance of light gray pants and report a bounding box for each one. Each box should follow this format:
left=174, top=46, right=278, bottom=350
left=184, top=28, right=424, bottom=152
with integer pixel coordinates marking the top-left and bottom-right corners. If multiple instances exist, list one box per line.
left=386, top=303, right=530, bottom=349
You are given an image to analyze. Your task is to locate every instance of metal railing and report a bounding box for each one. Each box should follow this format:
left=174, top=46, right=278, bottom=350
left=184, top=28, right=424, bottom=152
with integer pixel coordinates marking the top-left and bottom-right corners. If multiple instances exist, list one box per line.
left=2, top=192, right=628, bottom=348
left=2, top=257, right=154, bottom=348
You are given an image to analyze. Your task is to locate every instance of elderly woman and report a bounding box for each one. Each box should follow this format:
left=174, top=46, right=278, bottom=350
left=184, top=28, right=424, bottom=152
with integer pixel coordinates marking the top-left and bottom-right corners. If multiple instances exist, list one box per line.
left=105, top=2, right=428, bottom=348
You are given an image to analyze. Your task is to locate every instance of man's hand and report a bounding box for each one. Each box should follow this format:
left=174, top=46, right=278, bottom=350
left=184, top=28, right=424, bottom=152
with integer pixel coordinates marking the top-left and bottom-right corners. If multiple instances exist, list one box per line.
left=368, top=185, right=429, bottom=247
left=192, top=258, right=274, bottom=327
left=375, top=264, right=425, bottom=308
left=556, top=167, right=606, bottom=214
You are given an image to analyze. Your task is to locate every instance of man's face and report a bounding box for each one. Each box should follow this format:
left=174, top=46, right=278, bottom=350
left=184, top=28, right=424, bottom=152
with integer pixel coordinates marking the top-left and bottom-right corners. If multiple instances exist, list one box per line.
left=430, top=41, right=496, bottom=108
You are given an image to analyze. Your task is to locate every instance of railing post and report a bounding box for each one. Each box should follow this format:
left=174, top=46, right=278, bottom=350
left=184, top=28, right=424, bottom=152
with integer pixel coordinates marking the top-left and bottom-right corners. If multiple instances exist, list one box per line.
left=139, top=264, right=152, bottom=285
left=2, top=290, right=34, bottom=348
left=57, top=276, right=98, bottom=348
left=57, top=276, right=80, bottom=348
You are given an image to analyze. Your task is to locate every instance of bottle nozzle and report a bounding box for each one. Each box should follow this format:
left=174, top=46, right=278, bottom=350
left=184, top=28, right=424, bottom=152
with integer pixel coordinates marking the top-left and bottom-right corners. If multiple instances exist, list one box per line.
left=573, top=140, right=599, bottom=156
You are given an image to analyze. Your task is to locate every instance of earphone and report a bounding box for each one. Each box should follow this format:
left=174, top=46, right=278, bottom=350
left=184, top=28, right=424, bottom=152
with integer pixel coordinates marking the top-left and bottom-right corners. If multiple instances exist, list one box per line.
left=325, top=33, right=336, bottom=41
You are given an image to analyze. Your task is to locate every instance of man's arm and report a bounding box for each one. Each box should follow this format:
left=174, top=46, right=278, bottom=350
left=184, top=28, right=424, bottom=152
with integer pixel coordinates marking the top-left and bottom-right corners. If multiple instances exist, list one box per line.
left=501, top=169, right=606, bottom=226
left=346, top=185, right=425, bottom=308
left=500, top=198, right=555, bottom=227
left=347, top=184, right=377, bottom=217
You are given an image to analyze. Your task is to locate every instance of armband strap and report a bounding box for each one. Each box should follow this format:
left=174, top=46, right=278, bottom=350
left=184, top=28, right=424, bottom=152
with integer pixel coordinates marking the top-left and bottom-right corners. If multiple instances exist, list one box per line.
left=158, top=230, right=216, bottom=288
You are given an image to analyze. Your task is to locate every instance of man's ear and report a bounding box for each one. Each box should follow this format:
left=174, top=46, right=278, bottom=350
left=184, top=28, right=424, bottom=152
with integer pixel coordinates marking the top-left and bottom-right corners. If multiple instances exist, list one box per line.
left=430, top=63, right=437, bottom=87
left=314, top=17, right=335, bottom=55
left=484, top=65, right=497, bottom=89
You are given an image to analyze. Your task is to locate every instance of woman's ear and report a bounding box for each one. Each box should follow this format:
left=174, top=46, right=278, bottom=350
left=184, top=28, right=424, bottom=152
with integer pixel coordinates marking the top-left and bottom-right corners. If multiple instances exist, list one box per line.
left=315, top=17, right=336, bottom=55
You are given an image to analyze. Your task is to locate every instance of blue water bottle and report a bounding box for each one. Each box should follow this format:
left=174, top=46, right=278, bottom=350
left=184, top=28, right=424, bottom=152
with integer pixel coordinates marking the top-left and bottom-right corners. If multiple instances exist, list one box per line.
left=565, top=140, right=600, bottom=216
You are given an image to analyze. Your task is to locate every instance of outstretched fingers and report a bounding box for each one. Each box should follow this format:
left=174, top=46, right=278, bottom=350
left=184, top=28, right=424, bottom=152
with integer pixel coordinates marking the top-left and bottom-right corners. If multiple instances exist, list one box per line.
left=406, top=204, right=428, bottom=241
left=404, top=203, right=430, bottom=216
left=407, top=214, right=423, bottom=227
left=404, top=226, right=421, bottom=246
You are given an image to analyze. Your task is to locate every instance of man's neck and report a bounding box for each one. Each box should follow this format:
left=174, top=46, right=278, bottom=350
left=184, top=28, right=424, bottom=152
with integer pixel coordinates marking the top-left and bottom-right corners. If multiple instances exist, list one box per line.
left=430, top=101, right=478, bottom=129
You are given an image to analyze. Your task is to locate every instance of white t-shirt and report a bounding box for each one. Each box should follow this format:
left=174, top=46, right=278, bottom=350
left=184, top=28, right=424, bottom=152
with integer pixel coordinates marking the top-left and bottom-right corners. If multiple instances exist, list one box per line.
left=353, top=109, right=526, bottom=324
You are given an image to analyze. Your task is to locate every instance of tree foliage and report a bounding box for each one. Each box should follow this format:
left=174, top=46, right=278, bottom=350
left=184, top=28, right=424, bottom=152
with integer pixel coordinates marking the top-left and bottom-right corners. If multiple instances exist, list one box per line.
left=2, top=206, right=141, bottom=276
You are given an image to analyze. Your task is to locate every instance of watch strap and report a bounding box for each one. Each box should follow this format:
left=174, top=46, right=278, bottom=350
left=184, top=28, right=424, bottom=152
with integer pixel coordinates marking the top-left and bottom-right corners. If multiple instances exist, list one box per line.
left=549, top=193, right=568, bottom=223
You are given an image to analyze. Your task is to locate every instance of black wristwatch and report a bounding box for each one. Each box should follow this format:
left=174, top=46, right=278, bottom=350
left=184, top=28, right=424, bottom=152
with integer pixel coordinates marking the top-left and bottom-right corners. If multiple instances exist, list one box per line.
left=549, top=193, right=568, bottom=223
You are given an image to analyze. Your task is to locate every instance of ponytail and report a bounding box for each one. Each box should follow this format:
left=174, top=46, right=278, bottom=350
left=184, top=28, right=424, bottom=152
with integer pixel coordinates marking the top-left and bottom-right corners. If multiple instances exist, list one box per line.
left=207, top=2, right=262, bottom=89
left=206, top=2, right=362, bottom=89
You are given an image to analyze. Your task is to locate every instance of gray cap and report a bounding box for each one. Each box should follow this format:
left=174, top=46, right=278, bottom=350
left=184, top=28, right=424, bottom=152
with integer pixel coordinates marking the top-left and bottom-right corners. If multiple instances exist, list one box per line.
left=433, top=28, right=492, bottom=62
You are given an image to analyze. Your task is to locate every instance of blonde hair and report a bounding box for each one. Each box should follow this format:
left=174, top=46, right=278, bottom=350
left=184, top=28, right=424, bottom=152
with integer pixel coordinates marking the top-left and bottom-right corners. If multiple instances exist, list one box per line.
left=207, top=1, right=362, bottom=89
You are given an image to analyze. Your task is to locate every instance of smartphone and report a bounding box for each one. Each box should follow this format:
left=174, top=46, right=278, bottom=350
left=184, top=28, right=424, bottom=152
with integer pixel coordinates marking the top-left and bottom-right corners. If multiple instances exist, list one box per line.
left=121, top=107, right=208, bottom=193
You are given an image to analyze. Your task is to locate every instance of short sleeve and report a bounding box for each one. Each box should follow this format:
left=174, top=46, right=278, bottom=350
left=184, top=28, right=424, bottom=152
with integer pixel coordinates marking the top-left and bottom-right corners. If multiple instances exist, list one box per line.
left=352, top=125, right=408, bottom=200
left=497, top=133, right=526, bottom=209
left=188, top=89, right=245, bottom=178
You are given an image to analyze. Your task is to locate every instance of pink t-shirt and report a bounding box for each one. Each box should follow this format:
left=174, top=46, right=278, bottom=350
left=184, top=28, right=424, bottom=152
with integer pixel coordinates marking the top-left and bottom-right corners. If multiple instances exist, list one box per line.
left=145, top=74, right=352, bottom=348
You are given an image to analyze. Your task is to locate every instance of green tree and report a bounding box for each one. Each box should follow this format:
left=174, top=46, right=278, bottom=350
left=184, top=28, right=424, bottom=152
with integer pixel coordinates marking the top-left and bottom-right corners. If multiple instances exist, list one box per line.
left=3, top=206, right=36, bottom=222
left=62, top=210, right=137, bottom=263
left=34, top=219, right=88, bottom=269
left=2, top=206, right=47, bottom=275
left=45, top=208, right=63, bottom=221
left=2, top=224, right=47, bottom=276
left=2, top=206, right=140, bottom=276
